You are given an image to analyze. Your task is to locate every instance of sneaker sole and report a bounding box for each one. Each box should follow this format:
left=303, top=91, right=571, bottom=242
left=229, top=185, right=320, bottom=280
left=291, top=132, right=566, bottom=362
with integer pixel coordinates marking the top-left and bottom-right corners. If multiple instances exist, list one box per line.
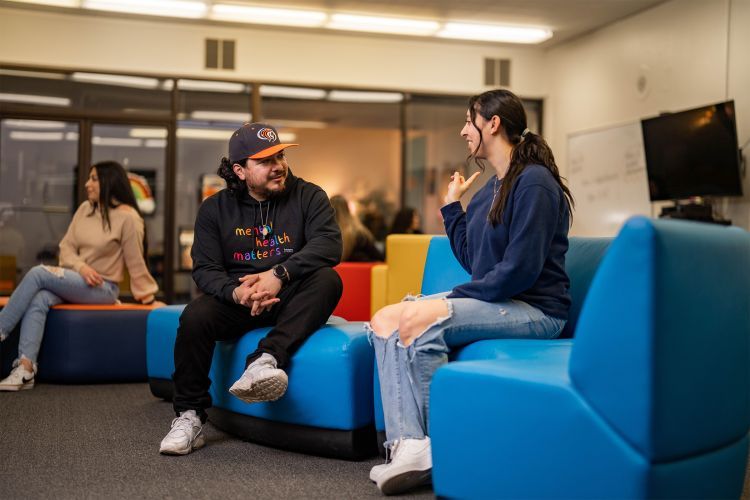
left=229, top=373, right=288, bottom=403
left=0, top=384, right=34, bottom=392
left=378, top=469, right=432, bottom=496
left=159, top=434, right=206, bottom=456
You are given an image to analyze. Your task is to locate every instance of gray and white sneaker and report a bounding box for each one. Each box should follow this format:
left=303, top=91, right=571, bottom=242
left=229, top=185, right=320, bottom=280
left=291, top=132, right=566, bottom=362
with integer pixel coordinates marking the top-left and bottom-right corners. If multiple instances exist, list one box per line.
left=159, top=410, right=205, bottom=455
left=375, top=437, right=432, bottom=495
left=0, top=360, right=36, bottom=391
left=229, top=353, right=288, bottom=403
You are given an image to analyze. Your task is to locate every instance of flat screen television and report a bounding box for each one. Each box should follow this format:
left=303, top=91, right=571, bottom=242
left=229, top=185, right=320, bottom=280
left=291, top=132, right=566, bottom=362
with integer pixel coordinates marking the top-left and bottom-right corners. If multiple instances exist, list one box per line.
left=641, top=101, right=742, bottom=201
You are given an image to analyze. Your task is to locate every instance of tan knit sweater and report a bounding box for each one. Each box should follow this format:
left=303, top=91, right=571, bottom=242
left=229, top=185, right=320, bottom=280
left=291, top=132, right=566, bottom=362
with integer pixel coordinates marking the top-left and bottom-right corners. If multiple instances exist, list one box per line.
left=59, top=202, right=158, bottom=303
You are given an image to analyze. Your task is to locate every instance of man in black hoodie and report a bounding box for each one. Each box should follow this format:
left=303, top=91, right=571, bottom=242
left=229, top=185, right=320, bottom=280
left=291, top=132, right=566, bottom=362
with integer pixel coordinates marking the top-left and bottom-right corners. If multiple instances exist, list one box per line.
left=160, top=123, right=343, bottom=455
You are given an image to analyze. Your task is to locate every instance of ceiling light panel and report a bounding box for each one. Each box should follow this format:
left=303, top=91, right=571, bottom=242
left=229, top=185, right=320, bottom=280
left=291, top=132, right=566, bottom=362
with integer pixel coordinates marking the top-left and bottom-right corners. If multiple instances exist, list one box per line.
left=190, top=111, right=252, bottom=122
left=72, top=72, right=161, bottom=89
left=82, top=0, right=207, bottom=19
left=129, top=128, right=168, bottom=138
left=211, top=4, right=326, bottom=27
left=438, top=22, right=552, bottom=44
left=92, top=136, right=143, bottom=147
left=177, top=128, right=235, bottom=140
left=260, top=85, right=327, bottom=100
left=3, top=119, right=68, bottom=129
left=327, top=13, right=439, bottom=36
left=177, top=79, right=248, bottom=93
left=9, top=131, right=65, bottom=141
left=0, top=93, right=71, bottom=107
left=6, top=0, right=80, bottom=7
left=328, top=90, right=403, bottom=103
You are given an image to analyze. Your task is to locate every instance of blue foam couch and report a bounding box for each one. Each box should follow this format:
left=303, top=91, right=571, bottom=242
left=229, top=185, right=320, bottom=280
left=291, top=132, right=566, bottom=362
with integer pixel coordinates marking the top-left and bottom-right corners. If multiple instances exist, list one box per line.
left=146, top=306, right=376, bottom=459
left=373, top=232, right=612, bottom=451
left=430, top=217, right=750, bottom=498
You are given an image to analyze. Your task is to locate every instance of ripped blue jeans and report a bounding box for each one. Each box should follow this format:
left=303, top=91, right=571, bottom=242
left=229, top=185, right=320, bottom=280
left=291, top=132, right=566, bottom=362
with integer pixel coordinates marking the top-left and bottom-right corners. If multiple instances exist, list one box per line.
left=366, top=292, right=566, bottom=448
left=0, top=265, right=119, bottom=364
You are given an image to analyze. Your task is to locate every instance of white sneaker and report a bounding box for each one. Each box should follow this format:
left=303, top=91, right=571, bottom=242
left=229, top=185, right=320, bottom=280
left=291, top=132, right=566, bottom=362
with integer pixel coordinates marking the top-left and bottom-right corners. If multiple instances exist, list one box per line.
left=228, top=353, right=288, bottom=403
left=375, top=437, right=432, bottom=495
left=159, top=410, right=205, bottom=455
left=0, top=361, right=36, bottom=392
left=370, top=462, right=389, bottom=482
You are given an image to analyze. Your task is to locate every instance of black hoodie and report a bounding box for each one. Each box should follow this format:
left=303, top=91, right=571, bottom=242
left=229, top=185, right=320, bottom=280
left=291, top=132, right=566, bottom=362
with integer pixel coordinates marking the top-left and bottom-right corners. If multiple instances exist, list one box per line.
left=191, top=170, right=342, bottom=303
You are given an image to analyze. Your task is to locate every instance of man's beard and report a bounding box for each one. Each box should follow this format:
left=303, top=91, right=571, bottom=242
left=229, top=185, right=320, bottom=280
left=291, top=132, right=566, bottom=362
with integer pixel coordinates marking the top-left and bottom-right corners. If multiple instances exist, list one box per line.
left=248, top=176, right=286, bottom=199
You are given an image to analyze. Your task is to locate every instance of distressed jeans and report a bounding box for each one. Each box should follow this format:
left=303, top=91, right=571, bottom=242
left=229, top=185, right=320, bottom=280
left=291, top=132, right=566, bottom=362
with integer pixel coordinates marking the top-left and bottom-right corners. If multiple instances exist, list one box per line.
left=367, top=292, right=566, bottom=448
left=0, top=265, right=119, bottom=363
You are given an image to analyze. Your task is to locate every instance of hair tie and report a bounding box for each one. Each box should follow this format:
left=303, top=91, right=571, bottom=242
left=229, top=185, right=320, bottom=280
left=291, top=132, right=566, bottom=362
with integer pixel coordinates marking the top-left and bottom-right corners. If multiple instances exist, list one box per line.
left=520, top=128, right=530, bottom=140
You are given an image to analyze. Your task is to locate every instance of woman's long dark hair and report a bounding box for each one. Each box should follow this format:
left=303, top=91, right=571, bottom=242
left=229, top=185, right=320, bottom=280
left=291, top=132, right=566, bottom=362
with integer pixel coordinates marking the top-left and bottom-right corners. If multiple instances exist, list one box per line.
left=88, top=160, right=148, bottom=257
left=217, top=157, right=246, bottom=195
left=390, top=207, right=418, bottom=234
left=467, top=89, right=574, bottom=225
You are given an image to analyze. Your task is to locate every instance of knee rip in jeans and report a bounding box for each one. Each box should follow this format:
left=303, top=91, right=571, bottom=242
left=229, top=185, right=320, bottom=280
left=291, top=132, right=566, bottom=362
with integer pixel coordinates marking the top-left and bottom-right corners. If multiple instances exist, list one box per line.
left=40, top=265, right=65, bottom=278
left=398, top=298, right=453, bottom=362
left=400, top=293, right=424, bottom=302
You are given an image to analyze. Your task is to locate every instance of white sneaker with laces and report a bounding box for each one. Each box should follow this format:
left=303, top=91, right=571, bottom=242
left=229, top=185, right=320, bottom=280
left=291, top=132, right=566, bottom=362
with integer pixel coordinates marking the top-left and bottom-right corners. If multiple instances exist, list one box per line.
left=0, top=361, right=36, bottom=391
left=159, top=410, right=205, bottom=455
left=375, top=437, right=432, bottom=495
left=229, top=353, right=288, bottom=403
left=370, top=462, right=389, bottom=482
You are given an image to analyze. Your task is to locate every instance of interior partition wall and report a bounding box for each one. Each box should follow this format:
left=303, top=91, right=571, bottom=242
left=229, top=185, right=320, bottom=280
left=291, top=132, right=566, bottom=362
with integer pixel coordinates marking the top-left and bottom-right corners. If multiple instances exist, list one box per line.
left=0, top=65, right=542, bottom=303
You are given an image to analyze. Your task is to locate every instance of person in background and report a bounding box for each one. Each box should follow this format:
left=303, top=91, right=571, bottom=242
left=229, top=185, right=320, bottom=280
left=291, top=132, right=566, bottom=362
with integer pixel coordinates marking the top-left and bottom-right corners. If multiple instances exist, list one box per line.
left=366, top=89, right=574, bottom=495
left=159, top=123, right=343, bottom=455
left=0, top=161, right=160, bottom=391
left=330, top=194, right=383, bottom=262
left=388, top=207, right=423, bottom=235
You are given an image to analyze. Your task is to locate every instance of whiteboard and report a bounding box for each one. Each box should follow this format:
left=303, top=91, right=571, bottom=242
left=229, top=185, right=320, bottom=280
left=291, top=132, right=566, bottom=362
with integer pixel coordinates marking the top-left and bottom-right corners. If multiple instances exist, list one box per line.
left=568, top=121, right=652, bottom=236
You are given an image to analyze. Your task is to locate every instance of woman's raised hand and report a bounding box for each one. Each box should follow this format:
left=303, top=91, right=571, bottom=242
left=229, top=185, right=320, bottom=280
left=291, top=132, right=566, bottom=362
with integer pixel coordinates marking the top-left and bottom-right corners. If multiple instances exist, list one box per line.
left=444, top=170, right=481, bottom=205
left=79, top=264, right=104, bottom=287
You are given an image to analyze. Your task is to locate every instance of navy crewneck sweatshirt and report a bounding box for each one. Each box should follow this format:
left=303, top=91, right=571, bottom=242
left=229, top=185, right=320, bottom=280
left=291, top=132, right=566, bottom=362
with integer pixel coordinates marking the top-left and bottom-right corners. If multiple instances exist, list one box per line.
left=440, top=164, right=571, bottom=319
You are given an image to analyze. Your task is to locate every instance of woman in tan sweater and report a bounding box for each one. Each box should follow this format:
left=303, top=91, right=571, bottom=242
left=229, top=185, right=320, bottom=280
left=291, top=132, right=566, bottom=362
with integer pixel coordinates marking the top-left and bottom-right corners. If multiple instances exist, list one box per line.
left=0, top=161, right=159, bottom=391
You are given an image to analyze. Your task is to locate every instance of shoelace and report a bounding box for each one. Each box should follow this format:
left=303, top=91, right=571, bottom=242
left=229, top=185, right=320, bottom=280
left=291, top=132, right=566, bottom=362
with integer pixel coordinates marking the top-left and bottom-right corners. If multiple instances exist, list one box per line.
left=170, top=415, right=198, bottom=436
left=385, top=439, right=401, bottom=464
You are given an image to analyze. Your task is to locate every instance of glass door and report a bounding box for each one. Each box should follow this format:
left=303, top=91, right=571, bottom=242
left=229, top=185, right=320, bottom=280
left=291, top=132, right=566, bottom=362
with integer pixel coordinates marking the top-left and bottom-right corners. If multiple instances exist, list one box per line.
left=90, top=123, right=169, bottom=299
left=0, top=118, right=80, bottom=293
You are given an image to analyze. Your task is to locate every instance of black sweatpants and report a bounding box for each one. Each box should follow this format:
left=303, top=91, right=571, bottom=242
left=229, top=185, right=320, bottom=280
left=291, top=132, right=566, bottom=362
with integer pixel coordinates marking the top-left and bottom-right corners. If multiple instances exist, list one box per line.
left=172, top=267, right=343, bottom=418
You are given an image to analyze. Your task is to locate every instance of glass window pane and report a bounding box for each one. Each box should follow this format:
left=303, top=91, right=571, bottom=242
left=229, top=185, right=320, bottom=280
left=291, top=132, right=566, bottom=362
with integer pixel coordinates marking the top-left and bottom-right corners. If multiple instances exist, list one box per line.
left=405, top=95, right=544, bottom=234
left=0, top=119, right=79, bottom=292
left=174, top=79, right=252, bottom=302
left=0, top=69, right=172, bottom=116
left=262, top=88, right=402, bottom=245
left=91, top=123, right=167, bottom=296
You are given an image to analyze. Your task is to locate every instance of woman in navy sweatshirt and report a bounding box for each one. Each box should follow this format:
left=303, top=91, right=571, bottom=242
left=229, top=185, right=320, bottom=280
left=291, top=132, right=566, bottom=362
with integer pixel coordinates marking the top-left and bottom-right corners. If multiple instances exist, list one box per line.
left=367, top=89, right=574, bottom=495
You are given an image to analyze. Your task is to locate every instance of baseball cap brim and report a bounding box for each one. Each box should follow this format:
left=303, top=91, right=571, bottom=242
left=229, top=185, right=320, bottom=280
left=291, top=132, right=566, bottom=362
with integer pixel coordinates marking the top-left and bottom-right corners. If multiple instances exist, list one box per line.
left=248, top=143, right=299, bottom=160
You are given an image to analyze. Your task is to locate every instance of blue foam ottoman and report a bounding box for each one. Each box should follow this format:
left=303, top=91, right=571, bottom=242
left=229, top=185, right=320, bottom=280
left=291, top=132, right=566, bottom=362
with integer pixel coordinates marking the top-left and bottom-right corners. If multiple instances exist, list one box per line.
left=0, top=303, right=154, bottom=383
left=147, top=305, right=377, bottom=460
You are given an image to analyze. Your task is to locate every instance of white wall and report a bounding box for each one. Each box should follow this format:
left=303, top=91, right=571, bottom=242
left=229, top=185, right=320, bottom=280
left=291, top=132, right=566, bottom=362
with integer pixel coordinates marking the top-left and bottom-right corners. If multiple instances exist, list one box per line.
left=0, top=5, right=547, bottom=96
left=547, top=0, right=750, bottom=234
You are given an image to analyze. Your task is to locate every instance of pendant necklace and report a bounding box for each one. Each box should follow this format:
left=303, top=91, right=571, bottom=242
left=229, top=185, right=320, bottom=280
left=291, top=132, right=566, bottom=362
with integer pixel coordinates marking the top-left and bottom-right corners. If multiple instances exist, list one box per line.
left=488, top=176, right=500, bottom=222
left=259, top=200, right=273, bottom=237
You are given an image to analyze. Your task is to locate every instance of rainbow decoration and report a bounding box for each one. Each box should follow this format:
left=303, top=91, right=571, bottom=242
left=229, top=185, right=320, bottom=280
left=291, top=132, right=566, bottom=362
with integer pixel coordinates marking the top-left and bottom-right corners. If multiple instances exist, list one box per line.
left=128, top=172, right=156, bottom=215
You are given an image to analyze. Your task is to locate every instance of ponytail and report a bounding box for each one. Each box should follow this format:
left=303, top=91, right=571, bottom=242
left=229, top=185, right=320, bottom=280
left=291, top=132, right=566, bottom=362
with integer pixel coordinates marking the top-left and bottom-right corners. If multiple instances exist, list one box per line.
left=466, top=89, right=574, bottom=226
left=489, top=131, right=574, bottom=225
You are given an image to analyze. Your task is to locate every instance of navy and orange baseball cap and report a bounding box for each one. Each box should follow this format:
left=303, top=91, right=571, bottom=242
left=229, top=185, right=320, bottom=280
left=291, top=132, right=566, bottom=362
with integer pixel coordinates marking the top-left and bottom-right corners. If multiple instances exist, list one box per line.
left=229, top=123, right=299, bottom=163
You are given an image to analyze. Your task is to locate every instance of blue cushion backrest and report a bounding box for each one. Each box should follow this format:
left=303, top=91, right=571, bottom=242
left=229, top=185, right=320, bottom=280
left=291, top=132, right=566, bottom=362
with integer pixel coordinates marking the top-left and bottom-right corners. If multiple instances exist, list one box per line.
left=560, top=237, right=613, bottom=338
left=421, top=236, right=471, bottom=296
left=570, top=216, right=750, bottom=462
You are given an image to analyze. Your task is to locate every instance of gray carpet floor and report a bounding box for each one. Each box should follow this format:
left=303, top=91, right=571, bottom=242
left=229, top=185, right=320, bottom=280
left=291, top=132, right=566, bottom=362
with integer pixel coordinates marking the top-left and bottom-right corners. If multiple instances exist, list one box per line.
left=0, top=383, right=433, bottom=499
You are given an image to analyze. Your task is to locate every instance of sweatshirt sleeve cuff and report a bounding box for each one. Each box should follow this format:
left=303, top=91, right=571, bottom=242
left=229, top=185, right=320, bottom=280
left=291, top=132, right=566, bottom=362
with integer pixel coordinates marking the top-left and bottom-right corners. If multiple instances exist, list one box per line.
left=283, top=261, right=301, bottom=282
left=440, top=201, right=463, bottom=217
